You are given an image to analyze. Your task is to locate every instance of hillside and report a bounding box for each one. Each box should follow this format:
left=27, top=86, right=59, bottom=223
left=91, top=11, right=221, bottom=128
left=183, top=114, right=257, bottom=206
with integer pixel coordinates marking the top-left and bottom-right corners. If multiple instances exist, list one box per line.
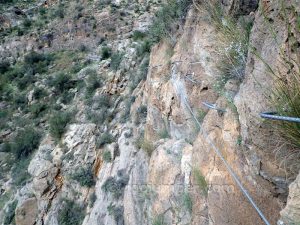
left=1, top=0, right=300, bottom=225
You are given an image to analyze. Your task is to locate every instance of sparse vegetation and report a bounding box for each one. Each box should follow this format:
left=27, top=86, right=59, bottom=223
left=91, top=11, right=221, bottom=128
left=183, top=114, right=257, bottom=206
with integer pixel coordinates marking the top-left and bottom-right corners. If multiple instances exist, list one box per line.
left=193, top=168, right=208, bottom=197
left=58, top=199, right=85, bottom=225
left=5, top=127, right=41, bottom=159
left=107, top=203, right=124, bottom=224
left=101, top=172, right=129, bottom=199
left=134, top=105, right=147, bottom=125
left=119, top=96, right=134, bottom=123
left=85, top=69, right=102, bottom=98
left=152, top=214, right=165, bottom=225
left=11, top=157, right=31, bottom=186
left=70, top=165, right=95, bottom=187
left=110, top=51, right=124, bottom=71
left=197, top=109, right=207, bottom=124
left=103, top=150, right=112, bottom=162
left=132, top=30, right=147, bottom=41
left=135, top=134, right=155, bottom=156
left=198, top=0, right=252, bottom=90
left=182, top=192, right=193, bottom=214
left=149, top=0, right=192, bottom=44
left=3, top=200, right=17, bottom=225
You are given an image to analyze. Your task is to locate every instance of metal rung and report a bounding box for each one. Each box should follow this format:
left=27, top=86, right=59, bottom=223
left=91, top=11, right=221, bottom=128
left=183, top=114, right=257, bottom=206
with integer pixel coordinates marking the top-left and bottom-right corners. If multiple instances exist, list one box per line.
left=260, top=112, right=300, bottom=123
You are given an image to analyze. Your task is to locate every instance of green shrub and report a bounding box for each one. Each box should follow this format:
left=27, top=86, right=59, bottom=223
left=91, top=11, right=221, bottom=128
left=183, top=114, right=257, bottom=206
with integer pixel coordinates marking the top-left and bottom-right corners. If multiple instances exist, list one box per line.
left=58, top=199, right=85, bottom=225
left=70, top=165, right=95, bottom=187
left=129, top=57, right=149, bottom=92
left=132, top=30, right=146, bottom=41
left=107, top=203, right=124, bottom=224
left=85, top=70, right=102, bottom=97
left=94, top=94, right=110, bottom=109
left=3, top=200, right=17, bottom=225
left=149, top=0, right=192, bottom=43
left=135, top=135, right=155, bottom=156
left=12, top=92, right=28, bottom=109
left=48, top=73, right=75, bottom=94
left=61, top=91, right=75, bottom=104
left=136, top=40, right=152, bottom=57
left=79, top=44, right=87, bottom=52
left=197, top=109, right=207, bottom=123
left=110, top=51, right=124, bottom=71
left=49, top=111, right=72, bottom=139
left=11, top=157, right=31, bottom=186
left=29, top=103, right=48, bottom=118
left=101, top=172, right=129, bottom=199
left=33, top=87, right=47, bottom=100
left=103, top=150, right=112, bottom=162
left=53, top=5, right=64, bottom=18
left=86, top=109, right=107, bottom=125
left=0, top=60, right=10, bottom=73
left=10, top=127, right=41, bottom=159
left=158, top=128, right=170, bottom=139
left=23, top=19, right=32, bottom=28
left=134, top=105, right=147, bottom=125
left=101, top=46, right=112, bottom=60
left=97, top=132, right=114, bottom=148
left=24, top=51, right=54, bottom=75
left=89, top=192, right=97, bottom=207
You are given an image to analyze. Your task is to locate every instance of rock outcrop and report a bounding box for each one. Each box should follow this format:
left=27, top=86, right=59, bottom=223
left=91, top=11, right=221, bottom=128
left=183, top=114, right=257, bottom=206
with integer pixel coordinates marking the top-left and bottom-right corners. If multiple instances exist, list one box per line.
left=1, top=0, right=300, bottom=225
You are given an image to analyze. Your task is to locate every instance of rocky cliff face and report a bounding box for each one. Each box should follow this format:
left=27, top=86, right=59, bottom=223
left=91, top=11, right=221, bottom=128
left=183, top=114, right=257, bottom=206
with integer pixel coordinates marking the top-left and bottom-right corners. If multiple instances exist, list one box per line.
left=1, top=0, right=300, bottom=225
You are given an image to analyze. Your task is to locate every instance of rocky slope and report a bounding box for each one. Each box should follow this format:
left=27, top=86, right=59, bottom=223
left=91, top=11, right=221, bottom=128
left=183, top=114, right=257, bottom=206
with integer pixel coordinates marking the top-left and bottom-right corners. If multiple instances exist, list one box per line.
left=0, top=0, right=300, bottom=225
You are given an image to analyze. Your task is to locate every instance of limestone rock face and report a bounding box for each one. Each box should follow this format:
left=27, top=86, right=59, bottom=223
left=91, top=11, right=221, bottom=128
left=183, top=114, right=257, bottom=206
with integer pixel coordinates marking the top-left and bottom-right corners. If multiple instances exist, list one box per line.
left=279, top=173, right=300, bottom=224
left=15, top=198, right=38, bottom=225
left=1, top=0, right=300, bottom=225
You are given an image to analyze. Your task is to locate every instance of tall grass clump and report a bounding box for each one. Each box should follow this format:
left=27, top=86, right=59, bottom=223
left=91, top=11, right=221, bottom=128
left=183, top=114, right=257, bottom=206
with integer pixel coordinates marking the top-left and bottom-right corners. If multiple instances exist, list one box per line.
left=196, top=0, right=252, bottom=89
left=193, top=168, right=208, bottom=196
left=251, top=3, right=300, bottom=174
